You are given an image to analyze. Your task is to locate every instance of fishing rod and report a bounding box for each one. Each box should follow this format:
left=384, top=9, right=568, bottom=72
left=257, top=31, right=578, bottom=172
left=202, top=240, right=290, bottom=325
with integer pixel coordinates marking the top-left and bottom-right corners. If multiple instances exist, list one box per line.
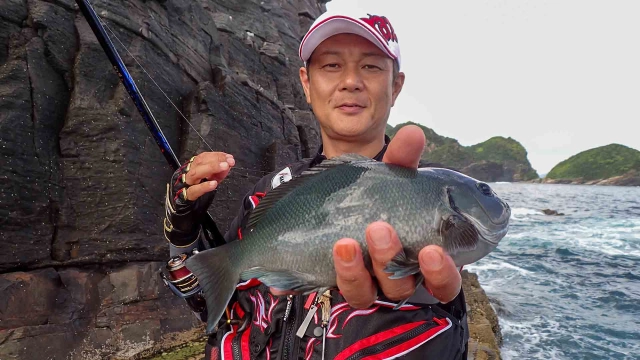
left=75, top=0, right=226, bottom=248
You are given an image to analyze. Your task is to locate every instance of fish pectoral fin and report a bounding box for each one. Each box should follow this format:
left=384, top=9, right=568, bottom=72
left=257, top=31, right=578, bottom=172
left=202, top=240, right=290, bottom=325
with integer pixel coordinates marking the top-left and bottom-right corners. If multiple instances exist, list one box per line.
left=241, top=267, right=321, bottom=294
left=384, top=249, right=421, bottom=279
left=441, top=214, right=479, bottom=254
left=392, top=274, right=425, bottom=310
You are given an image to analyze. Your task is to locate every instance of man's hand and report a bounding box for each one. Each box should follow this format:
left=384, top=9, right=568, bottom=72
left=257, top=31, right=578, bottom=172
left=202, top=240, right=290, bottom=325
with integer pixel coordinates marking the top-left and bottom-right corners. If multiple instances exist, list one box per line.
left=178, top=152, right=235, bottom=201
left=165, top=152, right=235, bottom=243
left=333, top=125, right=462, bottom=307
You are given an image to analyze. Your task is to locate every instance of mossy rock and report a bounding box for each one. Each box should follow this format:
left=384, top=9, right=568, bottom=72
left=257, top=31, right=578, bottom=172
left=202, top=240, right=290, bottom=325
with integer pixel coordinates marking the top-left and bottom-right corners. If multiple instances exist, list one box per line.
left=139, top=339, right=206, bottom=360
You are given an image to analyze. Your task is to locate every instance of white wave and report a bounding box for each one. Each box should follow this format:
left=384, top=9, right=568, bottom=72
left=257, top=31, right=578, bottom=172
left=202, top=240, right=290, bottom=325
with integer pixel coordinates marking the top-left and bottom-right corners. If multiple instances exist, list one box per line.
left=510, top=207, right=545, bottom=222
left=500, top=317, right=566, bottom=360
left=504, top=231, right=536, bottom=240
left=558, top=225, right=640, bottom=257
left=466, top=260, right=533, bottom=277
left=511, top=207, right=541, bottom=216
left=500, top=313, right=640, bottom=360
left=574, top=238, right=640, bottom=257
left=494, top=181, right=512, bottom=185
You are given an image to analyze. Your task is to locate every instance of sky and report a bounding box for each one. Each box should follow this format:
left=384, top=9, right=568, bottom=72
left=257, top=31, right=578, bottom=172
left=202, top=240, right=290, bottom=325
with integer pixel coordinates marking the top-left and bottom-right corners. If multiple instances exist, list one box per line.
left=325, top=0, right=640, bottom=174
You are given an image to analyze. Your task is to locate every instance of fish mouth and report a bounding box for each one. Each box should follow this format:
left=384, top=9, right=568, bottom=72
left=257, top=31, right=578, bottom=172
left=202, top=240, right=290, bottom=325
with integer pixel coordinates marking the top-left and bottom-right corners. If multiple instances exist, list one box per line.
left=464, top=213, right=509, bottom=245
left=446, top=188, right=510, bottom=245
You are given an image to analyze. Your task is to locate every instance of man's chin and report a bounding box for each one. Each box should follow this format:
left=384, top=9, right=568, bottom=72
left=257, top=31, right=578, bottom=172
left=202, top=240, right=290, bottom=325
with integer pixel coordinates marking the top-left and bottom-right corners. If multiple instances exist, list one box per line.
left=321, top=114, right=383, bottom=140
left=325, top=126, right=372, bottom=141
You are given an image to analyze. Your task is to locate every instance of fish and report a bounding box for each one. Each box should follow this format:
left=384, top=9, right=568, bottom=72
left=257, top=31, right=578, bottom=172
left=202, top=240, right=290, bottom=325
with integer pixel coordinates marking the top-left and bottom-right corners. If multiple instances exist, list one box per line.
left=186, top=154, right=511, bottom=334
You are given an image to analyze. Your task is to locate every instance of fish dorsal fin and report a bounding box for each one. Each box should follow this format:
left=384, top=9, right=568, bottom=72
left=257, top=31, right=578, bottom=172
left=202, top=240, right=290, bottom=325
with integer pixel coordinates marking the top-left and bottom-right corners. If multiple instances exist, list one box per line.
left=246, top=174, right=311, bottom=230
left=331, top=153, right=372, bottom=162
left=299, top=153, right=372, bottom=177
left=246, top=154, right=374, bottom=230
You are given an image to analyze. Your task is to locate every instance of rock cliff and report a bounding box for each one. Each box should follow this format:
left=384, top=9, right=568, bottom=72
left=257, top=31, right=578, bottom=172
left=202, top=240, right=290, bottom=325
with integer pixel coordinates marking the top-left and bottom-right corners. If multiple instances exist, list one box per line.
left=387, top=122, right=538, bottom=182
left=0, top=0, right=324, bottom=358
left=0, top=1, right=504, bottom=359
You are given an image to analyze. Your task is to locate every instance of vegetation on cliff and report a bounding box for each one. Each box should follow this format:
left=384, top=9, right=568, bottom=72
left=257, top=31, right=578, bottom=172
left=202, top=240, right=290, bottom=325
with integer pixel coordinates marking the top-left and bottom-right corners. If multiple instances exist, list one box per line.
left=387, top=122, right=539, bottom=181
left=546, top=144, right=640, bottom=181
left=386, top=122, right=458, bottom=148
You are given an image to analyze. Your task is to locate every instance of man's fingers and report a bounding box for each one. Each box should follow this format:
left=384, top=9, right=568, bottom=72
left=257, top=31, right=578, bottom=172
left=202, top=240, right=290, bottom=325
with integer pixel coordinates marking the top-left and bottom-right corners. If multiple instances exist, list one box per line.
left=382, top=125, right=425, bottom=169
left=333, top=239, right=377, bottom=309
left=419, top=245, right=461, bottom=304
left=192, top=151, right=234, bottom=167
left=184, top=180, right=218, bottom=201
left=185, top=152, right=235, bottom=185
left=366, top=222, right=416, bottom=302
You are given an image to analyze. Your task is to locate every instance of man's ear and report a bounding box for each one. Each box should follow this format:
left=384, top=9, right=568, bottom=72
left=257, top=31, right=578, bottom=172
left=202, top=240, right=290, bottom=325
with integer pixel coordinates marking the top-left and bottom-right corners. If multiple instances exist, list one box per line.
left=299, top=67, right=312, bottom=104
left=391, top=72, right=405, bottom=107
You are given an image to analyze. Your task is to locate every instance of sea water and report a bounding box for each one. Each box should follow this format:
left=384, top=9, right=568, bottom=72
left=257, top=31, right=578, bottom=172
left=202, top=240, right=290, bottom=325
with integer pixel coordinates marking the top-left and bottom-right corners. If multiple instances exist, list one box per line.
left=466, top=183, right=640, bottom=360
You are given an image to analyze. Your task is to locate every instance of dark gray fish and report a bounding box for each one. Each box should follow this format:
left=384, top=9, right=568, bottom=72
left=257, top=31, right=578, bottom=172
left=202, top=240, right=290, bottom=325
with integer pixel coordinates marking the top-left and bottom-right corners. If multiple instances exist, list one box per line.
left=187, top=154, right=511, bottom=334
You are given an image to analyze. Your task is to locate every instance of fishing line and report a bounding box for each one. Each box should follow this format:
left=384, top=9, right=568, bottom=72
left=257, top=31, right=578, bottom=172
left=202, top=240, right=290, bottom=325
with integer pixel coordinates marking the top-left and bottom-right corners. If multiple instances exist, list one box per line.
left=91, top=3, right=272, bottom=176
left=97, top=13, right=214, bottom=151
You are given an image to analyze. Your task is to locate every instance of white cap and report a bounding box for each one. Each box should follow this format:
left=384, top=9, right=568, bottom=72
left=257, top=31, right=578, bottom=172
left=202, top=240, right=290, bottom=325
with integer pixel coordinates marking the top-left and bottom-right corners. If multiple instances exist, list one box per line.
left=299, top=12, right=401, bottom=69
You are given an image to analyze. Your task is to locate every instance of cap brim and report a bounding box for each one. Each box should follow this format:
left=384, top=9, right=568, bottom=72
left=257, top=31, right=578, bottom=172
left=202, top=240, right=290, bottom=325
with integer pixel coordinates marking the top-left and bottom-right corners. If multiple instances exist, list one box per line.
left=299, top=15, right=397, bottom=64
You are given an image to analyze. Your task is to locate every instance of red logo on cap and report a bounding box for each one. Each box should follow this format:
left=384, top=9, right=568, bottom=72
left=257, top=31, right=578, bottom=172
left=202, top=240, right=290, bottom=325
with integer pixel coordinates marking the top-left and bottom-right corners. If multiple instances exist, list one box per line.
left=360, top=14, right=398, bottom=44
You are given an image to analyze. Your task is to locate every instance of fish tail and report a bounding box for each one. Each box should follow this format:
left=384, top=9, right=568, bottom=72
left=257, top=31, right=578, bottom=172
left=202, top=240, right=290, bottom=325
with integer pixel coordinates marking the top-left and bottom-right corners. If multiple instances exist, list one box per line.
left=185, top=242, right=242, bottom=334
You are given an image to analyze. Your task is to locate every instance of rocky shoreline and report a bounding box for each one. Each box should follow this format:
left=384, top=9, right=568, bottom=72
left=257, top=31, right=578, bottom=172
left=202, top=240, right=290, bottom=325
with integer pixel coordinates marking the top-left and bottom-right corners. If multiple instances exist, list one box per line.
left=461, top=270, right=502, bottom=360
left=133, top=270, right=503, bottom=360
left=528, top=170, right=640, bottom=186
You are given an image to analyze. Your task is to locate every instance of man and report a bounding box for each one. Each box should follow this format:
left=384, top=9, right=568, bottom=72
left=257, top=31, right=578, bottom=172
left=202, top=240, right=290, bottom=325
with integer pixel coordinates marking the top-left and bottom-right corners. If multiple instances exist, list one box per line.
left=164, top=10, right=468, bottom=359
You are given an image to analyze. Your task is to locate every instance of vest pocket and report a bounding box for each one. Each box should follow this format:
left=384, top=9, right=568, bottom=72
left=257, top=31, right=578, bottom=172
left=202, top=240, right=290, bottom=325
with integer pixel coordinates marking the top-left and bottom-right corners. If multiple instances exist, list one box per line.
left=334, top=317, right=453, bottom=360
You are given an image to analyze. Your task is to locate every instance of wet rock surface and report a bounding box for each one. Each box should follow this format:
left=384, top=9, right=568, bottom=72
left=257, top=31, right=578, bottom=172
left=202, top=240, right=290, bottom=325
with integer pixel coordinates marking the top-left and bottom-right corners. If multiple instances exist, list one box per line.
left=541, top=208, right=565, bottom=216
left=1, top=0, right=324, bottom=358
left=0, top=263, right=201, bottom=359
left=462, top=270, right=503, bottom=360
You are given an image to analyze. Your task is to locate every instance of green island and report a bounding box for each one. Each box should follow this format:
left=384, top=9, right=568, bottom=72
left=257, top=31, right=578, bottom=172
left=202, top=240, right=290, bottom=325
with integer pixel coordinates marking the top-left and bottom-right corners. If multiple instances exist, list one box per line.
left=387, top=122, right=539, bottom=182
left=544, top=144, right=640, bottom=185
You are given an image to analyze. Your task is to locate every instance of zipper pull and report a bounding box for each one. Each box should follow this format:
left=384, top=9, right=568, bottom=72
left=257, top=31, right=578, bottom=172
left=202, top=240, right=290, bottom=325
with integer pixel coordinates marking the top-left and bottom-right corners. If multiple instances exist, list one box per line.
left=283, top=295, right=294, bottom=322
left=296, top=292, right=321, bottom=338
left=296, top=304, right=318, bottom=338
left=319, top=290, right=332, bottom=360
left=320, top=290, right=331, bottom=327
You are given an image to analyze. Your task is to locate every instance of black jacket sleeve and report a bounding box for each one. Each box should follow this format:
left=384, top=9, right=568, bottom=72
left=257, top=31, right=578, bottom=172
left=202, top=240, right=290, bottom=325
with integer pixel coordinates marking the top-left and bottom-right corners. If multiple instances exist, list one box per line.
left=222, top=172, right=277, bottom=243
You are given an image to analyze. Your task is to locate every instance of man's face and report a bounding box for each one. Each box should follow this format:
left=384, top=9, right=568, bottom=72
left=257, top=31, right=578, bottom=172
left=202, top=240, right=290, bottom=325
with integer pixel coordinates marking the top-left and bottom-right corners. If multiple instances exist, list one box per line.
left=299, top=34, right=405, bottom=144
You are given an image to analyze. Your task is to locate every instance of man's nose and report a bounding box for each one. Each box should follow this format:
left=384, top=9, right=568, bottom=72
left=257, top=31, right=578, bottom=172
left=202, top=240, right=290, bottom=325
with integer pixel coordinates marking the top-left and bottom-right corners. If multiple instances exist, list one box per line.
left=339, top=66, right=364, bottom=92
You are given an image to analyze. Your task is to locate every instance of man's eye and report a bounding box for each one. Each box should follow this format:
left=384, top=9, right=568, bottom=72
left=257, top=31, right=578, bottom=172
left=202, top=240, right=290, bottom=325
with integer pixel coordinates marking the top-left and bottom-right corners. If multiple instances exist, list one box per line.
left=363, top=64, right=382, bottom=70
left=323, top=63, right=339, bottom=69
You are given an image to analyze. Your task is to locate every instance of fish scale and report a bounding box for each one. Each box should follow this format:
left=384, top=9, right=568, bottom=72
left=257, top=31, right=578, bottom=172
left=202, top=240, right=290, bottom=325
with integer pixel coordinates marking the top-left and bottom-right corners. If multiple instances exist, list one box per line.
left=187, top=154, right=511, bottom=334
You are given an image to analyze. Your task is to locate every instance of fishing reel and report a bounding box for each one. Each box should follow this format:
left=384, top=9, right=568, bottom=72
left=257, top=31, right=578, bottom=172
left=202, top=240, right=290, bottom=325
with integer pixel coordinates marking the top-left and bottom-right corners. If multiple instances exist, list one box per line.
left=160, top=251, right=208, bottom=321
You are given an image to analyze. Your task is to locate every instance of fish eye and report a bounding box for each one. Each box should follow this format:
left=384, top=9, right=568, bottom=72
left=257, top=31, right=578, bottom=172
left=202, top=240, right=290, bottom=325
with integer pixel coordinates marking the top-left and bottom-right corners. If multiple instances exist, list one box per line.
left=476, top=182, right=494, bottom=197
